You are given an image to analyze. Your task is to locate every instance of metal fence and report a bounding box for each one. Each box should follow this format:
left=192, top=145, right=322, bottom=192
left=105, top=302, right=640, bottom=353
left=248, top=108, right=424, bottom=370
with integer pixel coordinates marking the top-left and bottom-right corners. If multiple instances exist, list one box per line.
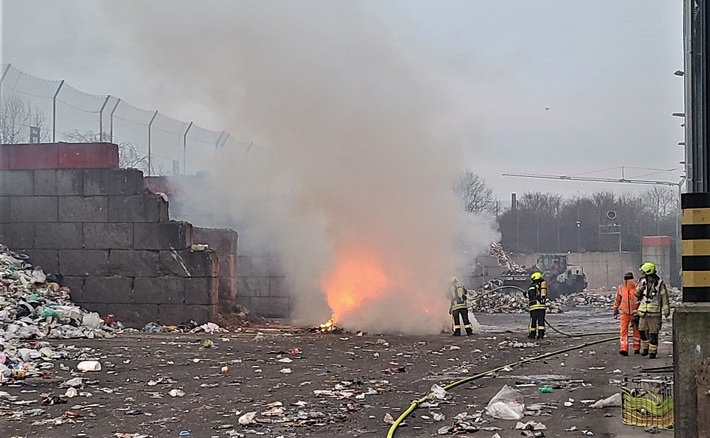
left=0, top=63, right=253, bottom=176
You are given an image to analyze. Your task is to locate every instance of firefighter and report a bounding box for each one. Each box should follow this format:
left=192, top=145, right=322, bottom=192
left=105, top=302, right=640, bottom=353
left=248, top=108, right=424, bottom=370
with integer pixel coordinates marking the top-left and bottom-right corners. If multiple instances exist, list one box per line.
left=634, top=262, right=671, bottom=359
left=527, top=272, right=547, bottom=339
left=448, top=276, right=473, bottom=336
left=613, top=272, right=640, bottom=356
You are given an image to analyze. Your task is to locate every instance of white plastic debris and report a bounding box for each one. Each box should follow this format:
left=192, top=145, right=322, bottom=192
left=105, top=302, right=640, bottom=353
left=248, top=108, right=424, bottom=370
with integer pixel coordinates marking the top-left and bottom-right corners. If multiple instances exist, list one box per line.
left=590, top=393, right=622, bottom=408
left=65, top=387, right=78, bottom=398
left=168, top=389, right=186, bottom=397
left=429, top=384, right=447, bottom=400
left=62, top=377, right=83, bottom=388
left=516, top=420, right=547, bottom=430
left=486, top=384, right=525, bottom=420
left=77, top=360, right=102, bottom=372
left=238, top=412, right=257, bottom=425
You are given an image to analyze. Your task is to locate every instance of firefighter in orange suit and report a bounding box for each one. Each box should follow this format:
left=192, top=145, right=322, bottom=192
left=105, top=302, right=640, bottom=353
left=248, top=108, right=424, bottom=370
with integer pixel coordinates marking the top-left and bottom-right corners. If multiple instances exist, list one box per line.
left=613, top=272, right=640, bottom=356
left=527, top=272, right=547, bottom=339
left=448, top=277, right=473, bottom=336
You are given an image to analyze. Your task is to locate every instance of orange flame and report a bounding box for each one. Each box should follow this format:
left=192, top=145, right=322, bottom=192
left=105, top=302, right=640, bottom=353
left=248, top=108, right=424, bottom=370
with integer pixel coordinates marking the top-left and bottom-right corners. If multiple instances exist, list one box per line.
left=321, top=245, right=389, bottom=324
left=319, top=317, right=335, bottom=332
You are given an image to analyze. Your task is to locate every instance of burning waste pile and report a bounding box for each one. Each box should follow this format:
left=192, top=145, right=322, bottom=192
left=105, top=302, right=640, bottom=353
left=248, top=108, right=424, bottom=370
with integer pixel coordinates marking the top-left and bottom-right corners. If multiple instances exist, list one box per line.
left=0, top=243, right=120, bottom=382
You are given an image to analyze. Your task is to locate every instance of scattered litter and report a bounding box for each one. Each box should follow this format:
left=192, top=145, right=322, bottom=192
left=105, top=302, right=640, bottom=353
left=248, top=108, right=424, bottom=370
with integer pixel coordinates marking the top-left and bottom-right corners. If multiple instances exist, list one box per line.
left=77, top=361, right=102, bottom=372
left=168, top=389, right=185, bottom=397
left=516, top=420, right=547, bottom=430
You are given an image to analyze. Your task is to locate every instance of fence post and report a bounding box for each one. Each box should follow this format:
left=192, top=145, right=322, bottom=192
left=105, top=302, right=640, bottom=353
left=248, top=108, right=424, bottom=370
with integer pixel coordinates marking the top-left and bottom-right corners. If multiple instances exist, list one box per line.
left=109, top=98, right=122, bottom=143
left=52, top=80, right=65, bottom=142
left=182, top=121, right=193, bottom=175
left=0, top=64, right=10, bottom=143
left=98, top=95, right=111, bottom=142
left=147, top=110, right=159, bottom=176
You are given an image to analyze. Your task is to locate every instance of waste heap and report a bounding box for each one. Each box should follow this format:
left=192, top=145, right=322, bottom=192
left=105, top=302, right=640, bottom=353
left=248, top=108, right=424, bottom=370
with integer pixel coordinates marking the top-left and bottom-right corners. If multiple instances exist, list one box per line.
left=469, top=289, right=620, bottom=315
left=0, top=243, right=118, bottom=382
left=489, top=242, right=527, bottom=274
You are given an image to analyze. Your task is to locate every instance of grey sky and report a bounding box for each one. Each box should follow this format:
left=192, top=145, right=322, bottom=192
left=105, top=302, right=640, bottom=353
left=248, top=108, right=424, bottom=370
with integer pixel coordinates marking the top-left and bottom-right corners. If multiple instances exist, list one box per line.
left=2, top=1, right=684, bottom=200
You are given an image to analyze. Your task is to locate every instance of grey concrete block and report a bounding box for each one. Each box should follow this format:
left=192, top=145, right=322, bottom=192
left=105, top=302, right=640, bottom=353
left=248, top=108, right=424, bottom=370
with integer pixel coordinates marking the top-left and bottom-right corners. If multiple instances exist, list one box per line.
left=84, top=223, right=133, bottom=249
left=34, top=223, right=83, bottom=249
left=34, top=170, right=83, bottom=196
left=108, top=250, right=160, bottom=277
left=158, top=303, right=217, bottom=325
left=59, top=249, right=109, bottom=276
left=56, top=169, right=84, bottom=196
left=246, top=256, right=269, bottom=276
left=62, top=276, right=85, bottom=301
left=33, top=170, right=56, bottom=196
left=193, top=227, right=238, bottom=254
left=0, top=222, right=34, bottom=249
left=159, top=249, right=218, bottom=278
left=82, top=276, right=134, bottom=303
left=83, top=168, right=144, bottom=196
left=250, top=296, right=290, bottom=318
left=58, top=196, right=108, bottom=222
left=107, top=303, right=159, bottom=328
left=269, top=276, right=290, bottom=297
left=26, top=249, right=59, bottom=274
left=10, top=196, right=58, bottom=222
left=133, top=276, right=185, bottom=304
left=218, top=254, right=236, bottom=278
left=236, top=295, right=252, bottom=310
left=133, top=221, right=192, bottom=250
left=219, top=276, right=237, bottom=302
left=0, top=197, right=8, bottom=222
left=185, top=277, right=218, bottom=305
left=0, top=171, right=34, bottom=196
left=108, top=193, right=168, bottom=223
left=237, top=276, right=270, bottom=297
left=237, top=256, right=252, bottom=276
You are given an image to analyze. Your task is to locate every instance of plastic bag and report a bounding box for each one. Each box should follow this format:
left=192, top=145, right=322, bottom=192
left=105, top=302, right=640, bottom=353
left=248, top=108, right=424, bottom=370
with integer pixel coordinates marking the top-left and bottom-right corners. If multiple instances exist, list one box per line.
left=486, top=384, right=526, bottom=420
left=590, top=393, right=622, bottom=408
left=82, top=312, right=103, bottom=329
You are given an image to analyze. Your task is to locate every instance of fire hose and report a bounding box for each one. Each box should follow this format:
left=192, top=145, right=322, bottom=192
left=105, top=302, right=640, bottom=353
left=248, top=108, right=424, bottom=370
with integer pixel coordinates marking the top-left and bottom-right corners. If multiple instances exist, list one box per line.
left=387, top=286, right=618, bottom=437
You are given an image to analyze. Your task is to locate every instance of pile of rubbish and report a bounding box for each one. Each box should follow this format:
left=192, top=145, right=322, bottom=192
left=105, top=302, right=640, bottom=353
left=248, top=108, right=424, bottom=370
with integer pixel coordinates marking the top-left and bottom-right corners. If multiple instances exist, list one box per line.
left=489, top=242, right=527, bottom=274
left=0, top=243, right=119, bottom=382
left=470, top=289, right=617, bottom=314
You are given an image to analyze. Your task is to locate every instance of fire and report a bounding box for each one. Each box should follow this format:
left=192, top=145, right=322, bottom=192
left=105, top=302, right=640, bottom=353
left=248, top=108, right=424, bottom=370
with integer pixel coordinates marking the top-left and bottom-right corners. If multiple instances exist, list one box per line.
left=321, top=245, right=389, bottom=325
left=319, top=317, right=335, bottom=332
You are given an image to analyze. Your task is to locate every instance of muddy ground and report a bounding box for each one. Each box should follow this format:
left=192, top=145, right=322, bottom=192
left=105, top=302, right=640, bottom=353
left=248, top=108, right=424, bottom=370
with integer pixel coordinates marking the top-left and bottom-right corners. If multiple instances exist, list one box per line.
left=0, top=307, right=674, bottom=438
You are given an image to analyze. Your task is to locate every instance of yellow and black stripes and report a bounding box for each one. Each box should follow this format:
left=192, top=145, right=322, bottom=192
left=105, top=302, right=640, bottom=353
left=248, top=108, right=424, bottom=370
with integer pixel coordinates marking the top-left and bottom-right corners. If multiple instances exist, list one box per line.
left=681, top=193, right=710, bottom=302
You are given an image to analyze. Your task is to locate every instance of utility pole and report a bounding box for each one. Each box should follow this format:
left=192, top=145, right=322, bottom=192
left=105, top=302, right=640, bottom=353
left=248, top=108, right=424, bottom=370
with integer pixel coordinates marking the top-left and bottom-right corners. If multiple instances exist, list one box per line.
left=674, top=2, right=710, bottom=436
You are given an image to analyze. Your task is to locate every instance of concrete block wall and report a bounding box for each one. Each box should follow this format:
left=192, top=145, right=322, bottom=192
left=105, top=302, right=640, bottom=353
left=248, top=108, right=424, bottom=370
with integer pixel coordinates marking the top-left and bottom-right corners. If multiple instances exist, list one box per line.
left=193, top=227, right=238, bottom=315
left=146, top=175, right=292, bottom=319
left=0, top=144, right=222, bottom=327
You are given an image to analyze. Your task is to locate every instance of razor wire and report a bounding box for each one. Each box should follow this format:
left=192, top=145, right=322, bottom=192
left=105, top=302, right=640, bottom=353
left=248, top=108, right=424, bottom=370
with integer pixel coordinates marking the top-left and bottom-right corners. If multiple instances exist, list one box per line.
left=0, top=63, right=252, bottom=177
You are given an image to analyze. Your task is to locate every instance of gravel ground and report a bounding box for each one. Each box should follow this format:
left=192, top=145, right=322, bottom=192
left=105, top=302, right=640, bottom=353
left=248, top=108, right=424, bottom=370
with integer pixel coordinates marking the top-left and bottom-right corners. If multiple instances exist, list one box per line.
left=0, top=308, right=674, bottom=438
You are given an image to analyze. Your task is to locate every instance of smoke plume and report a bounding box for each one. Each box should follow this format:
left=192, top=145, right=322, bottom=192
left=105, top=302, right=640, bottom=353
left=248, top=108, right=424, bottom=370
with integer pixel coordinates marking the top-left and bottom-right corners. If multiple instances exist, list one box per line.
left=103, top=1, right=498, bottom=333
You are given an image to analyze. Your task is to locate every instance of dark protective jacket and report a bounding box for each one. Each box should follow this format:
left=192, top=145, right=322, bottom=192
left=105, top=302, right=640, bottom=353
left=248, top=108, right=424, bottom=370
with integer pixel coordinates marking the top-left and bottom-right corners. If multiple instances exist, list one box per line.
left=527, top=279, right=547, bottom=311
left=449, top=280, right=468, bottom=312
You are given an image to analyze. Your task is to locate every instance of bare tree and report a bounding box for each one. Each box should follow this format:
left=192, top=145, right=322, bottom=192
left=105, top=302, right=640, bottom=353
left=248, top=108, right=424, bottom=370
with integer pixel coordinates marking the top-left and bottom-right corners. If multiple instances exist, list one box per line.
left=0, top=94, right=49, bottom=143
left=453, top=171, right=496, bottom=215
left=641, top=186, right=679, bottom=235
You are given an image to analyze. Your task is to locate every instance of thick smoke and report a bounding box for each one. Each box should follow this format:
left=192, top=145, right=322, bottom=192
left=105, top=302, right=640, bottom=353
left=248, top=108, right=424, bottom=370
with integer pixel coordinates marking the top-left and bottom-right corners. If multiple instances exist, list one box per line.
left=103, top=1, right=499, bottom=333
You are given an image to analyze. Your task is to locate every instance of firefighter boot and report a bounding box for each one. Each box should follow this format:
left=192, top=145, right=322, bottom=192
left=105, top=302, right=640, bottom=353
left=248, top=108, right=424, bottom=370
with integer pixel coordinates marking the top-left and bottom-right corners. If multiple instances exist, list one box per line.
left=641, top=349, right=649, bottom=356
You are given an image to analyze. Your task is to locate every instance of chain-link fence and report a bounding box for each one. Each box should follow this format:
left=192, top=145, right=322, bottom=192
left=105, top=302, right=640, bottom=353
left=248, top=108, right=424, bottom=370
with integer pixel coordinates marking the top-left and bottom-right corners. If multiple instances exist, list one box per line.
left=0, top=63, right=253, bottom=176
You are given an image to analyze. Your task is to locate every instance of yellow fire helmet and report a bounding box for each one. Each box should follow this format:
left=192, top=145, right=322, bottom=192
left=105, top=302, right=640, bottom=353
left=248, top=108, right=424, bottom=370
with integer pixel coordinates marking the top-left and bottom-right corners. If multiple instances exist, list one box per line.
left=640, top=262, right=656, bottom=275
left=530, top=272, right=543, bottom=281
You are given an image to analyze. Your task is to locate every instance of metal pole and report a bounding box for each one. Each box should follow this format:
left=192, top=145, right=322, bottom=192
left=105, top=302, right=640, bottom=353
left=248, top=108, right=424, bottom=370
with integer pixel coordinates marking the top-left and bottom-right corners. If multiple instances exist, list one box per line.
left=147, top=110, right=159, bottom=176
left=98, top=95, right=111, bottom=142
left=182, top=121, right=193, bottom=175
left=109, top=98, right=121, bottom=143
left=52, top=80, right=65, bottom=142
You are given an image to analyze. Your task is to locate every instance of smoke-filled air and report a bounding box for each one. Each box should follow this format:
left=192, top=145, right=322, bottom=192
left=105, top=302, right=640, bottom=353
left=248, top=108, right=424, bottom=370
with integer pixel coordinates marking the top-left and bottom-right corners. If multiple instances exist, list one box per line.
left=104, top=1, right=499, bottom=334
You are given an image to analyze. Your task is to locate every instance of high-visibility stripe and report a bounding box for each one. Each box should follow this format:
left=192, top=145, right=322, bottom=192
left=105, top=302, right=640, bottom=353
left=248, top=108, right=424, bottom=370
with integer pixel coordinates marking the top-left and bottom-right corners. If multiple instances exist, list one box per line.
left=681, top=207, right=710, bottom=225
left=681, top=193, right=710, bottom=303
left=682, top=239, right=710, bottom=256
left=682, top=270, right=710, bottom=288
